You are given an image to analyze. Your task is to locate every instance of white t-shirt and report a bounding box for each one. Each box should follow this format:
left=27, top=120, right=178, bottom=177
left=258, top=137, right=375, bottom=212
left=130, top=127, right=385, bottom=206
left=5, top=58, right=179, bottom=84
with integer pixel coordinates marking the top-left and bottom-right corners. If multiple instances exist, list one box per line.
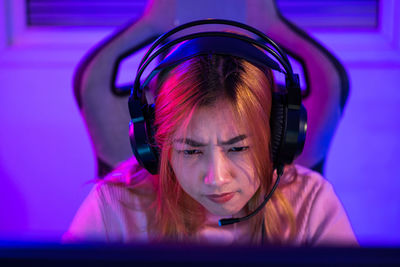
left=63, top=165, right=358, bottom=246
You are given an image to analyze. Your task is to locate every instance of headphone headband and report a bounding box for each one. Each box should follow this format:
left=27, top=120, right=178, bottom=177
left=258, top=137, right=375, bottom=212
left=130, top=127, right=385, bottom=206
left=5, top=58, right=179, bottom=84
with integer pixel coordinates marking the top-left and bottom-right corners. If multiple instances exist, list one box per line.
left=137, top=19, right=292, bottom=74
left=139, top=34, right=285, bottom=92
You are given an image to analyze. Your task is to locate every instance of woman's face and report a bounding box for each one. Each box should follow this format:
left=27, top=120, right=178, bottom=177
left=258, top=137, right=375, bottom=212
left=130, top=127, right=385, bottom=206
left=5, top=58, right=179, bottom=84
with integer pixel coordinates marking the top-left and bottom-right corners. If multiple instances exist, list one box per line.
left=170, top=100, right=260, bottom=218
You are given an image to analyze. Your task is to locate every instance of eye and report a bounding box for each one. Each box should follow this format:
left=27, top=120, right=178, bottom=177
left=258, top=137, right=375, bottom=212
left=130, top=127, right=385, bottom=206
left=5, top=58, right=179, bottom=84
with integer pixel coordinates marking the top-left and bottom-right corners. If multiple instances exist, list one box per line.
left=182, top=149, right=202, bottom=156
left=228, top=146, right=249, bottom=152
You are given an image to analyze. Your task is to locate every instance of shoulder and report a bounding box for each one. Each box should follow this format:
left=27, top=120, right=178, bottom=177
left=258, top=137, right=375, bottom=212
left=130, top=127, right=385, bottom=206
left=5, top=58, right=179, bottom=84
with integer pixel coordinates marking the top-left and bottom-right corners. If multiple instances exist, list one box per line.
left=279, top=164, right=330, bottom=204
left=96, top=156, right=156, bottom=215
left=279, top=164, right=340, bottom=221
left=93, top=182, right=140, bottom=210
left=99, top=157, right=156, bottom=204
left=280, top=164, right=358, bottom=246
left=63, top=160, right=155, bottom=243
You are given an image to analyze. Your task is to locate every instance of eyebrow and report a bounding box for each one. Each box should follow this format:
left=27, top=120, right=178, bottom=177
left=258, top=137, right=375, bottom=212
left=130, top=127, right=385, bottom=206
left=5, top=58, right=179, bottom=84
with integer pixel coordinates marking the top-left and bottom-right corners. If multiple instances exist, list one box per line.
left=174, top=135, right=247, bottom=147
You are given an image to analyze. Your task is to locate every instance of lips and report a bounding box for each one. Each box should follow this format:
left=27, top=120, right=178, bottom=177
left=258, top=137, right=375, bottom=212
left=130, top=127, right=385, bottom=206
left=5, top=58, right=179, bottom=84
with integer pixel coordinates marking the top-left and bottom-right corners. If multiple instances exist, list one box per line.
left=206, top=192, right=236, bottom=204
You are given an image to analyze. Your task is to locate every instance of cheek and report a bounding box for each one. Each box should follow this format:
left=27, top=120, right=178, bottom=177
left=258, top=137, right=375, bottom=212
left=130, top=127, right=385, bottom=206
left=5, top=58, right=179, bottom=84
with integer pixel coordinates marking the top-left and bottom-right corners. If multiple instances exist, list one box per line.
left=236, top=156, right=260, bottom=195
left=251, top=178, right=261, bottom=194
left=170, top=154, right=200, bottom=196
left=241, top=170, right=260, bottom=192
left=234, top=154, right=257, bottom=181
left=173, top=171, right=202, bottom=203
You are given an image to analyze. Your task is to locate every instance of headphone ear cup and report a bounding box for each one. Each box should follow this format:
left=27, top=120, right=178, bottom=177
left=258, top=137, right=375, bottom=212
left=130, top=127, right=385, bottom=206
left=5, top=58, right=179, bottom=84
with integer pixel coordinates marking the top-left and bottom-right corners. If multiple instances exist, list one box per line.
left=270, top=93, right=286, bottom=170
left=128, top=96, right=159, bottom=174
left=145, top=103, right=157, bottom=149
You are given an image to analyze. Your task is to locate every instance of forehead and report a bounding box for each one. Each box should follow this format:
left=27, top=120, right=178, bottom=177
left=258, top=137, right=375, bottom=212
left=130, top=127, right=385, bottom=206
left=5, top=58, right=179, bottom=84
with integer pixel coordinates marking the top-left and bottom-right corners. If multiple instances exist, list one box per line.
left=173, top=100, right=248, bottom=142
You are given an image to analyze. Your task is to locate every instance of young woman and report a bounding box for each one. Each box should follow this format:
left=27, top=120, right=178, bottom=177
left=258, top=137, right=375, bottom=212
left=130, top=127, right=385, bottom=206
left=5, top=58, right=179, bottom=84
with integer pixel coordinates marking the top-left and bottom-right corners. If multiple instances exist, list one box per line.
left=64, top=21, right=357, bottom=246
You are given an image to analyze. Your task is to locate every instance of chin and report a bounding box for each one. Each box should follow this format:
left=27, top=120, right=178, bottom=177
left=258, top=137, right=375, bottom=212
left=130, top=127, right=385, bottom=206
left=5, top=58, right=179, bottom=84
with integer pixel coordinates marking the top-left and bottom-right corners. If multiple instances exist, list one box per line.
left=205, top=204, right=244, bottom=217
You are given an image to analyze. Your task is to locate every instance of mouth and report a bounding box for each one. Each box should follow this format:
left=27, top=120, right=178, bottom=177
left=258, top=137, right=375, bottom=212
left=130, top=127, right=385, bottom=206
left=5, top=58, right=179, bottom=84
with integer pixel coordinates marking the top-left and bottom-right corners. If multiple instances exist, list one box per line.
left=206, top=192, right=236, bottom=204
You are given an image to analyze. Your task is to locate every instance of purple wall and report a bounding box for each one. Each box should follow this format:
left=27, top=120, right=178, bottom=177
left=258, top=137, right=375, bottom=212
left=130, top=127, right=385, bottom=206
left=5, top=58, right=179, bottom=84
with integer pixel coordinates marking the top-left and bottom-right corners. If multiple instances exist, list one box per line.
left=0, top=0, right=399, bottom=246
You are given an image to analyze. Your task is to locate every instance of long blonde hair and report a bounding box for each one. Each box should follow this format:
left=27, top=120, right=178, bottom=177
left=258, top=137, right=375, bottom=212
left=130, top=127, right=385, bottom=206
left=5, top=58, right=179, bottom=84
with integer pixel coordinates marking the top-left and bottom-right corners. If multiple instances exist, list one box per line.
left=107, top=54, right=296, bottom=244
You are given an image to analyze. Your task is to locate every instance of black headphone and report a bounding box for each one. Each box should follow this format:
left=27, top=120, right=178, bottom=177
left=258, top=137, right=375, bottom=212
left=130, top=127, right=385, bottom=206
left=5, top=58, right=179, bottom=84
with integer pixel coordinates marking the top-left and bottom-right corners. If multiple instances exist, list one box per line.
left=128, top=19, right=307, bottom=176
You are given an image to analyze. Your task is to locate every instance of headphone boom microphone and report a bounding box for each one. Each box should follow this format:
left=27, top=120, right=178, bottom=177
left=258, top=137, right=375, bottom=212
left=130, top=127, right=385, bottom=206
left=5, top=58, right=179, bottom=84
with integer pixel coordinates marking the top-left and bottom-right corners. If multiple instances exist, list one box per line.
left=219, top=167, right=283, bottom=226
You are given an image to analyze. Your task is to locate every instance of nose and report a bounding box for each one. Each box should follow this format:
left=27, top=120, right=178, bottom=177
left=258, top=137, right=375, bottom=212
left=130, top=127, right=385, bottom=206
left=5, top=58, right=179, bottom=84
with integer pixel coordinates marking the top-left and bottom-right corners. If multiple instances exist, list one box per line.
left=204, top=150, right=233, bottom=186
